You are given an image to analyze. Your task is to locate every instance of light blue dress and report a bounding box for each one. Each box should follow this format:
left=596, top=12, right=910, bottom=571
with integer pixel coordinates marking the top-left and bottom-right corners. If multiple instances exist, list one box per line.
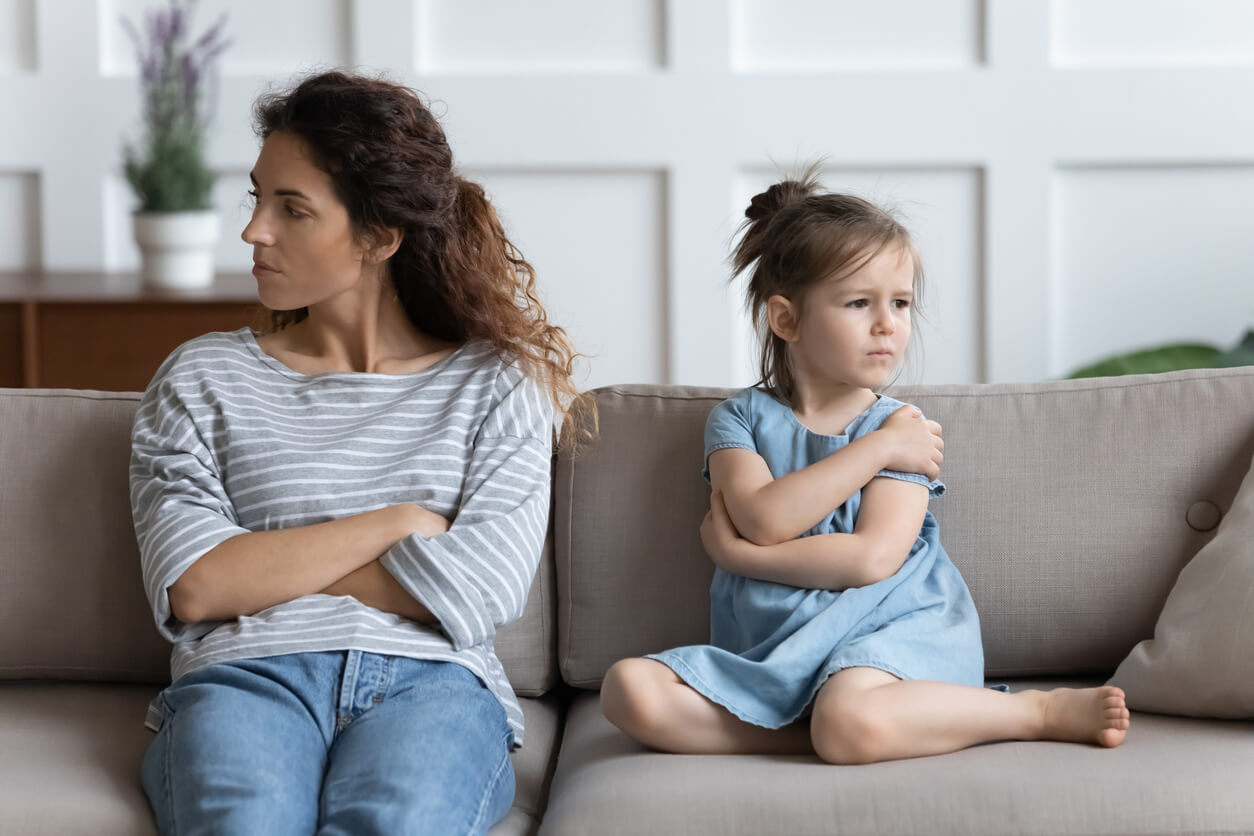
left=648, top=387, right=989, bottom=729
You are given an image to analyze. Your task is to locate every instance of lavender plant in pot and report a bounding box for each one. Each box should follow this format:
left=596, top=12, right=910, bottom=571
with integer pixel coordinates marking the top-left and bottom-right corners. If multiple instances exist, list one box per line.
left=122, top=0, right=229, bottom=289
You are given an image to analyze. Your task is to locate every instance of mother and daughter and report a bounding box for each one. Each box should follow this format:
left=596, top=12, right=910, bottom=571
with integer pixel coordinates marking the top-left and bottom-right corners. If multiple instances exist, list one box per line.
left=132, top=70, right=1127, bottom=835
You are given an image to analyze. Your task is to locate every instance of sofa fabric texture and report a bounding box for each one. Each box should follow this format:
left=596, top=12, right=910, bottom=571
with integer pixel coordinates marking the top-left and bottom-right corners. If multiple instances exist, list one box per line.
left=2, top=366, right=1253, bottom=835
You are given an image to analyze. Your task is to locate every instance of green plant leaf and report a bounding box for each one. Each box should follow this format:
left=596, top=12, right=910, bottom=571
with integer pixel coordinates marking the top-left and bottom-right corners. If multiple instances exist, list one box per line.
left=1066, top=344, right=1223, bottom=379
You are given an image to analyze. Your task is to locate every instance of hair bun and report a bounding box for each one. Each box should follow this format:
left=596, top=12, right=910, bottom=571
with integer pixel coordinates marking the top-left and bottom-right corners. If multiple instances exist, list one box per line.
left=745, top=179, right=816, bottom=222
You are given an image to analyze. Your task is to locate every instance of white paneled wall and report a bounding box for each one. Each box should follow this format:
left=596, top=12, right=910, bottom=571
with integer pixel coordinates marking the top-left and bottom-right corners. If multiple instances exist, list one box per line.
left=1, top=0, right=1252, bottom=388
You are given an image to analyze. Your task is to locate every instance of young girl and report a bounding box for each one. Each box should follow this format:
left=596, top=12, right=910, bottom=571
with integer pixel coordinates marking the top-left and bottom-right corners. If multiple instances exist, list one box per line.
left=131, top=71, right=587, bottom=834
left=601, top=173, right=1130, bottom=764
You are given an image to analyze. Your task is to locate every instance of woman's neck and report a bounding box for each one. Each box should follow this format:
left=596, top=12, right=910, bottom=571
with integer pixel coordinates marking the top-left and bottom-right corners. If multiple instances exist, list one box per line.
left=265, top=274, right=459, bottom=376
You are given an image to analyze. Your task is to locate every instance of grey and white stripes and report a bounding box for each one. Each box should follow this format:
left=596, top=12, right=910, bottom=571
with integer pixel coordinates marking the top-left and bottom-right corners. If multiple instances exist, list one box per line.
left=129, top=328, right=553, bottom=747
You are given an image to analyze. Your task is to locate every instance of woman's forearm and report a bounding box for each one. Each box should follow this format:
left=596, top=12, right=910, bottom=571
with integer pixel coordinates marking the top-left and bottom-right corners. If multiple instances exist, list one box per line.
left=168, top=504, right=424, bottom=623
left=321, top=560, right=437, bottom=623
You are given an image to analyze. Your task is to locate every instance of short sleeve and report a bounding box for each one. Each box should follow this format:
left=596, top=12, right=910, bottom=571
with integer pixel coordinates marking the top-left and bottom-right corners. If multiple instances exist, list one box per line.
left=874, top=467, right=946, bottom=498
left=130, top=364, right=249, bottom=642
left=865, top=396, right=946, bottom=498
left=702, top=389, right=758, bottom=483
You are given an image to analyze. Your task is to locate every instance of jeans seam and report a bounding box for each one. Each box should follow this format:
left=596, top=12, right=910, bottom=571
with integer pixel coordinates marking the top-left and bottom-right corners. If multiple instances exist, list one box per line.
left=162, top=698, right=180, bottom=836
left=464, top=745, right=511, bottom=835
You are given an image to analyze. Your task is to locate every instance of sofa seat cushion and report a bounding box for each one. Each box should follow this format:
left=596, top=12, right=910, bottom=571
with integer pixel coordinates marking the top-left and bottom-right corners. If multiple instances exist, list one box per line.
left=0, top=683, right=563, bottom=836
left=539, top=680, right=1254, bottom=836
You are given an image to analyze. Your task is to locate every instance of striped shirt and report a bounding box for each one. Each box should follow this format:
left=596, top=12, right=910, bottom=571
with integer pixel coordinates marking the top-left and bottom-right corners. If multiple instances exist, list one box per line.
left=129, top=327, right=553, bottom=747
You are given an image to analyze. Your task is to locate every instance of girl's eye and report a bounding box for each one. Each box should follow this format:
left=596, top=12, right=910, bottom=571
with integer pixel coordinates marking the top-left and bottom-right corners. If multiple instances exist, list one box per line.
left=894, top=299, right=912, bottom=309
left=847, top=299, right=868, bottom=308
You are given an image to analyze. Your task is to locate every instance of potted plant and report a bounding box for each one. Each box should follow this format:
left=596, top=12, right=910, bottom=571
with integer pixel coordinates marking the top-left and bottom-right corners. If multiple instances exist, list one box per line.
left=121, top=0, right=229, bottom=289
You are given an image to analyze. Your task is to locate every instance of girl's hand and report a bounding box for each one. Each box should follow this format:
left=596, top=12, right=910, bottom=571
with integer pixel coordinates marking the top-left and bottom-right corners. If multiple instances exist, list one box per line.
left=700, top=490, right=751, bottom=573
left=877, top=404, right=944, bottom=480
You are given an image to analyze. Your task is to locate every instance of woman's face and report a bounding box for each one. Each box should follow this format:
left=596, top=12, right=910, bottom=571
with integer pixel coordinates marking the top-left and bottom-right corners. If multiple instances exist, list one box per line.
left=242, top=130, right=366, bottom=312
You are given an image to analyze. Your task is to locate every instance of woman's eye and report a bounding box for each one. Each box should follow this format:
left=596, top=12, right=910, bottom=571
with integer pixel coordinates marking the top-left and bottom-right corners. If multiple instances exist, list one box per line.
left=245, top=189, right=259, bottom=203
left=286, top=206, right=304, bottom=219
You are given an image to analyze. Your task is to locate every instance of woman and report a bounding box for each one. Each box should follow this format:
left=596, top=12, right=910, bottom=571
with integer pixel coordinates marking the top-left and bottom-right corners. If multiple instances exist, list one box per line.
left=130, top=71, right=587, bottom=835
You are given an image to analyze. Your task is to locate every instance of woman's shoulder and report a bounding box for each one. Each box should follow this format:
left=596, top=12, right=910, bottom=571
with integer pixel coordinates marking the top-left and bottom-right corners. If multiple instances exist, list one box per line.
left=157, top=328, right=255, bottom=375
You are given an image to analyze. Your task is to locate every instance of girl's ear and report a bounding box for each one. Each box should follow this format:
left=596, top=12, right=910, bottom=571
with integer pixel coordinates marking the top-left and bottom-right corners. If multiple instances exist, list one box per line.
left=766, top=294, right=801, bottom=343
left=361, top=226, right=403, bottom=265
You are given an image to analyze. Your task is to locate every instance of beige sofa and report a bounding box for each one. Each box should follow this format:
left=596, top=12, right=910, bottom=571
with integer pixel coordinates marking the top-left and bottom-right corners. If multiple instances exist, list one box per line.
left=2, top=366, right=1253, bottom=835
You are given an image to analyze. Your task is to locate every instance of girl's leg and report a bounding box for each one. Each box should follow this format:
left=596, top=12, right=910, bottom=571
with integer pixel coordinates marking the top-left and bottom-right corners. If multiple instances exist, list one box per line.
left=809, top=666, right=1131, bottom=765
left=318, top=657, right=514, bottom=836
left=601, top=657, right=812, bottom=755
left=141, top=656, right=331, bottom=836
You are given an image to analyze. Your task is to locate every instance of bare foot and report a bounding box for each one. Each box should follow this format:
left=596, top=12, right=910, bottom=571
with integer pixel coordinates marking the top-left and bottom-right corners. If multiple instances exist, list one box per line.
left=1038, top=686, right=1130, bottom=748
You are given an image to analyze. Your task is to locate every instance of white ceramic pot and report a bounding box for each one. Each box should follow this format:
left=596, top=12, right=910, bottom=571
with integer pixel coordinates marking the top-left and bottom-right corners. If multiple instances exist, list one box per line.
left=133, top=210, right=221, bottom=289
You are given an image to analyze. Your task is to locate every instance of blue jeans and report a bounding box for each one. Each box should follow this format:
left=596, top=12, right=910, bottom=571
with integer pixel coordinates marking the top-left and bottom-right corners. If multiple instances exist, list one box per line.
left=141, top=651, right=515, bottom=835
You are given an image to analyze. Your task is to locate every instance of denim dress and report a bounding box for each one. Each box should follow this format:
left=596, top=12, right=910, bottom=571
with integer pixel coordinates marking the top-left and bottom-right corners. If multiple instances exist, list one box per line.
left=647, top=387, right=988, bottom=729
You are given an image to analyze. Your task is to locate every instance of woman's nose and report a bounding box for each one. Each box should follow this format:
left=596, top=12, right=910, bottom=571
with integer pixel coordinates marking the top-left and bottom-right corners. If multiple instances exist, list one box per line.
left=241, top=210, right=274, bottom=246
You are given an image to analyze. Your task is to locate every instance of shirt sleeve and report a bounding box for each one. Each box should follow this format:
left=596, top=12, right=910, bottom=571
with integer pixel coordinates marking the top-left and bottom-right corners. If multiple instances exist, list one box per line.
left=379, top=367, right=553, bottom=651
left=702, top=389, right=757, bottom=483
left=130, top=366, right=249, bottom=642
left=869, top=398, right=946, bottom=498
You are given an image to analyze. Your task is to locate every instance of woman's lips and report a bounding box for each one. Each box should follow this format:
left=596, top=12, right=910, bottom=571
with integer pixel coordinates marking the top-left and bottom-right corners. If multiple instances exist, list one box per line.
left=252, top=261, right=278, bottom=278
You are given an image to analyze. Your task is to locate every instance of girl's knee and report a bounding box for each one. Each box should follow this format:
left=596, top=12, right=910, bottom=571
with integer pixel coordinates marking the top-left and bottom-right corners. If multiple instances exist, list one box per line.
left=810, top=696, right=892, bottom=765
left=601, top=658, right=670, bottom=739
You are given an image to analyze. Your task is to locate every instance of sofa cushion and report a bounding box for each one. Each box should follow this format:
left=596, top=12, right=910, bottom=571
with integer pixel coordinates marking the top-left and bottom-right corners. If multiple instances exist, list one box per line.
left=554, top=368, right=1254, bottom=687
left=1110, top=445, right=1254, bottom=718
left=0, top=388, right=558, bottom=696
left=539, top=682, right=1254, bottom=836
left=0, top=683, right=562, bottom=836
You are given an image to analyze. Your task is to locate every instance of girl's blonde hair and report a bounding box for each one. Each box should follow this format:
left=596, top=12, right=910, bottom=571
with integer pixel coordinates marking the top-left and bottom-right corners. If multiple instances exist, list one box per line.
left=732, top=166, right=925, bottom=404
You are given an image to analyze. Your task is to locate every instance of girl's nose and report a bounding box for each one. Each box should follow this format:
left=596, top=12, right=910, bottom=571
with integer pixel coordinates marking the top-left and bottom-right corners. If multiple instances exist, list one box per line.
left=872, top=307, right=895, bottom=334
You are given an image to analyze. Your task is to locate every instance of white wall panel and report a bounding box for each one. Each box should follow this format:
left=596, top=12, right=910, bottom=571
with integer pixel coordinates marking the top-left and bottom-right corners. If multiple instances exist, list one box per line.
left=0, top=172, right=40, bottom=267
left=731, top=168, right=984, bottom=386
left=101, top=0, right=350, bottom=76
left=473, top=169, right=667, bottom=390
left=414, top=0, right=664, bottom=73
left=0, top=0, right=36, bottom=74
left=1052, top=0, right=1254, bottom=67
left=732, top=0, right=983, bottom=71
left=1051, top=165, right=1254, bottom=376
left=104, top=170, right=253, bottom=271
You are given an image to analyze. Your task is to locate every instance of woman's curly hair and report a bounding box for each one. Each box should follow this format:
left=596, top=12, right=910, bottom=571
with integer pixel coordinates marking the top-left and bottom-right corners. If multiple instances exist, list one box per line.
left=252, top=71, right=594, bottom=450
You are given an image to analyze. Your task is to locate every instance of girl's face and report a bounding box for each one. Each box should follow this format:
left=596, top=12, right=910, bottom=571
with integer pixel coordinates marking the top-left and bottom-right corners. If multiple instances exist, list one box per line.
left=241, top=130, right=368, bottom=312
left=786, top=244, right=915, bottom=393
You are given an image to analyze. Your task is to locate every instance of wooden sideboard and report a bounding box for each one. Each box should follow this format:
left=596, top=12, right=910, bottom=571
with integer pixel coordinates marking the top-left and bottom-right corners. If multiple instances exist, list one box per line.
left=0, top=272, right=265, bottom=392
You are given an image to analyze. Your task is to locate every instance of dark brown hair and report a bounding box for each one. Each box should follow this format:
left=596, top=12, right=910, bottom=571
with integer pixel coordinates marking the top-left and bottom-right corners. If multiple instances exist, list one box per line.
left=252, top=70, right=594, bottom=449
left=732, top=166, right=924, bottom=404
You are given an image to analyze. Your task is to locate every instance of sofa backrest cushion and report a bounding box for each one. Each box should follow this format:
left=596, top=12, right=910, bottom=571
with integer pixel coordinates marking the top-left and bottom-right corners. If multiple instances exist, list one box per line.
left=554, top=367, right=1254, bottom=687
left=0, top=388, right=557, bottom=695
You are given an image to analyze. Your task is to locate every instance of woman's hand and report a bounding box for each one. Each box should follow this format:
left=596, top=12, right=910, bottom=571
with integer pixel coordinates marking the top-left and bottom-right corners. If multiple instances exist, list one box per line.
left=700, top=490, right=753, bottom=573
left=399, top=503, right=453, bottom=538
left=876, top=404, right=943, bottom=480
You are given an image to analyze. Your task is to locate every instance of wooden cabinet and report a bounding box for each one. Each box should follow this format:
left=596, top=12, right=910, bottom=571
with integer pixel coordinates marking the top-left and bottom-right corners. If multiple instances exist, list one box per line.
left=0, top=272, right=264, bottom=392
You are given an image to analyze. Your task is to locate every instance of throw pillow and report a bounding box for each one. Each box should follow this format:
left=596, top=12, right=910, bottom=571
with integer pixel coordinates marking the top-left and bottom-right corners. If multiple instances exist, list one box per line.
left=1109, top=447, right=1254, bottom=717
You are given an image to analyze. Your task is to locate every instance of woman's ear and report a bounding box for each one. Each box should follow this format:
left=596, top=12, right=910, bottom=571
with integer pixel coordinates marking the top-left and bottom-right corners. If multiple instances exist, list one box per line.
left=765, top=294, right=800, bottom=343
left=361, top=226, right=403, bottom=265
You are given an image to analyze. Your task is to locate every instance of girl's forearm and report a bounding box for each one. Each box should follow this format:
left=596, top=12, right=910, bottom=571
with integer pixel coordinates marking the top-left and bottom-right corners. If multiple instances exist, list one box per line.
left=168, top=504, right=425, bottom=623
left=720, top=531, right=884, bottom=590
left=734, top=434, right=888, bottom=545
